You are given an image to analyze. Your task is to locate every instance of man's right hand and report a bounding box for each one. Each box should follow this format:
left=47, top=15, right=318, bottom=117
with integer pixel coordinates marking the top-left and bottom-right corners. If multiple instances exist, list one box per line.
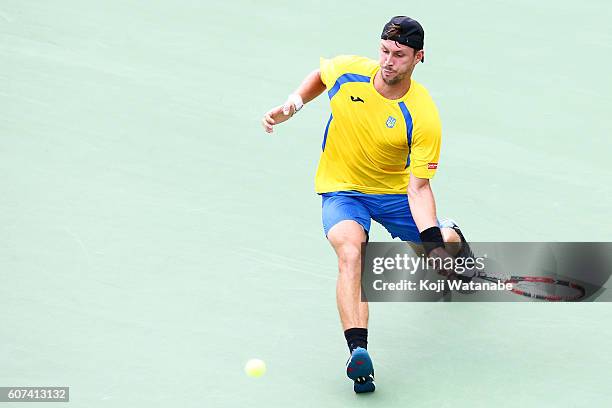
left=261, top=100, right=297, bottom=133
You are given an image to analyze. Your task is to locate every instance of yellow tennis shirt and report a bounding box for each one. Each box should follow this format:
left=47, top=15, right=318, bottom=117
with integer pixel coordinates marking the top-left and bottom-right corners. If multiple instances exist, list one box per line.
left=315, top=55, right=442, bottom=194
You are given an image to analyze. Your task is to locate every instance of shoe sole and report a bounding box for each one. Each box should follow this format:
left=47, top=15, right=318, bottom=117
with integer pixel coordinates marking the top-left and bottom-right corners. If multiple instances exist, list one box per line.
left=346, top=348, right=373, bottom=380
left=346, top=348, right=375, bottom=393
left=354, top=377, right=375, bottom=393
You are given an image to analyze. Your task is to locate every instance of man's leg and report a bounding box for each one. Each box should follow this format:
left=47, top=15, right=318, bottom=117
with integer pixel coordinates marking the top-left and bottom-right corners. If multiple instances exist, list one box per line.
left=327, top=219, right=375, bottom=393
left=327, top=219, right=368, bottom=332
left=321, top=192, right=376, bottom=393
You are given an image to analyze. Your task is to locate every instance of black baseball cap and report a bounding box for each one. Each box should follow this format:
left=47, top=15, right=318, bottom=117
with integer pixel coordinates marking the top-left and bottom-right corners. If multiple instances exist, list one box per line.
left=381, top=16, right=425, bottom=62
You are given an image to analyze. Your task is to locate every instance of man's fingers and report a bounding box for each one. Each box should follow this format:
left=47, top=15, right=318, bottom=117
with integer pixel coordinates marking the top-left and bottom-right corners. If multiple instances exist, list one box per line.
left=262, top=104, right=290, bottom=133
left=264, top=113, right=275, bottom=125
left=262, top=115, right=274, bottom=133
left=262, top=120, right=272, bottom=133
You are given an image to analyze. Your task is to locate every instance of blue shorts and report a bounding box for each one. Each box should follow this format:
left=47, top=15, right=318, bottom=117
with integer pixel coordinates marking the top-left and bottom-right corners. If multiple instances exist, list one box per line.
left=321, top=191, right=422, bottom=242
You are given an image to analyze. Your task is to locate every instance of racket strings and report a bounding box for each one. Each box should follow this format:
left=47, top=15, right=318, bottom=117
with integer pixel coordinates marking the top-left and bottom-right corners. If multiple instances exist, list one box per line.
left=480, top=270, right=585, bottom=301
left=479, top=269, right=511, bottom=283
left=509, top=278, right=584, bottom=301
left=511, top=280, right=557, bottom=298
left=441, top=263, right=586, bottom=301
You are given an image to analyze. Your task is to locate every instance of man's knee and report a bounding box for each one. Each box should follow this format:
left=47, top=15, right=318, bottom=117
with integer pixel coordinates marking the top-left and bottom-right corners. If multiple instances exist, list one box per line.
left=328, top=220, right=366, bottom=277
left=336, top=243, right=362, bottom=270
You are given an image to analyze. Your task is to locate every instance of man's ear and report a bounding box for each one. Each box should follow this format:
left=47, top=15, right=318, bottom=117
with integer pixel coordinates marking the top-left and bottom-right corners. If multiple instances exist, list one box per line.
left=415, top=50, right=424, bottom=63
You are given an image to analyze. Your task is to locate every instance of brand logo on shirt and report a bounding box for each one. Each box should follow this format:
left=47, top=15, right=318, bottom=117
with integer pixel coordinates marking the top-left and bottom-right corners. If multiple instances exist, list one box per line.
left=350, top=96, right=365, bottom=103
left=428, top=163, right=438, bottom=169
left=386, top=116, right=397, bottom=128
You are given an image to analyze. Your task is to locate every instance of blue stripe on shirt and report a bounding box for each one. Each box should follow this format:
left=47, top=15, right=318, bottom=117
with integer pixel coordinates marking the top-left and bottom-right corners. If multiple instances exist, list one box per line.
left=327, top=73, right=370, bottom=100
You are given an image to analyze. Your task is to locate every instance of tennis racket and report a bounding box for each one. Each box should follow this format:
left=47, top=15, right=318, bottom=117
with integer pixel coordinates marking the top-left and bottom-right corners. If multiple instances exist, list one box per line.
left=477, top=272, right=585, bottom=301
left=440, top=267, right=586, bottom=302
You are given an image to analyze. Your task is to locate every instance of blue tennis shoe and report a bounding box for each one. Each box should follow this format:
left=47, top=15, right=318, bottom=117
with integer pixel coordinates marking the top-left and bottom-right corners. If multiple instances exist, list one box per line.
left=346, top=347, right=375, bottom=393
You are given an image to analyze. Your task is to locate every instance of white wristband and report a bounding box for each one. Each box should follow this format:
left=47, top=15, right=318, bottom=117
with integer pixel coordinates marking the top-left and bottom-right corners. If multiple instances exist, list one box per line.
left=287, top=93, right=304, bottom=112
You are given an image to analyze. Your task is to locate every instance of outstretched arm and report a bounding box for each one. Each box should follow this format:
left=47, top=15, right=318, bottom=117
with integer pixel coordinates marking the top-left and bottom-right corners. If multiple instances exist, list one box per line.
left=408, top=173, right=451, bottom=257
left=408, top=174, right=464, bottom=265
left=261, top=69, right=326, bottom=133
left=407, top=173, right=438, bottom=233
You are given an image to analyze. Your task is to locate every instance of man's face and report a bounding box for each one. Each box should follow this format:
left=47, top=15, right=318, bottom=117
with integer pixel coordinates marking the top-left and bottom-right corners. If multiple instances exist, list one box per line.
left=378, top=39, right=422, bottom=85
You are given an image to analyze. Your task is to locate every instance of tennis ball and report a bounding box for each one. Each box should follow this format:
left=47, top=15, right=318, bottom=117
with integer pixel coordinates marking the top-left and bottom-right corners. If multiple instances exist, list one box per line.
left=244, top=359, right=266, bottom=378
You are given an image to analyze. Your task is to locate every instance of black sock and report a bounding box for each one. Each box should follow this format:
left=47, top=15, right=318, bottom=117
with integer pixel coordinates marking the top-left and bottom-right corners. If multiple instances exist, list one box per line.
left=344, top=327, right=368, bottom=353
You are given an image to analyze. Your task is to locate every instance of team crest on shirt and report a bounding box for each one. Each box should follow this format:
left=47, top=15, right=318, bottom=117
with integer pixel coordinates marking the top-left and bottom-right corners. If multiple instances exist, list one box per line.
left=385, top=116, right=397, bottom=128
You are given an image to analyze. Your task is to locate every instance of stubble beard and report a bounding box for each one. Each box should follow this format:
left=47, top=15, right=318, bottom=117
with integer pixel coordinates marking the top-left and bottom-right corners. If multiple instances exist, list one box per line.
left=383, top=75, right=401, bottom=86
left=382, top=71, right=406, bottom=86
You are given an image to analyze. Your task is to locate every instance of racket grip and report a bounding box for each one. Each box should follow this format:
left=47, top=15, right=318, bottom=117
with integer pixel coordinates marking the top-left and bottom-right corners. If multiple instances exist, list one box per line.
left=455, top=268, right=477, bottom=281
left=453, top=272, right=473, bottom=283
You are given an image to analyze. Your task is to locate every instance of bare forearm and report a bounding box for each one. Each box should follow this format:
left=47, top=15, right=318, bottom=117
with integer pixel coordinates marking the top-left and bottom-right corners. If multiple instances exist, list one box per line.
left=407, top=182, right=438, bottom=232
left=261, top=69, right=326, bottom=133
left=293, top=69, right=326, bottom=104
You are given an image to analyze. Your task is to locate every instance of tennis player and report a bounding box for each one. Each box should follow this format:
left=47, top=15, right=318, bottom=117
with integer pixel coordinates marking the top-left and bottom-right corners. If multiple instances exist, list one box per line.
left=261, top=16, right=473, bottom=393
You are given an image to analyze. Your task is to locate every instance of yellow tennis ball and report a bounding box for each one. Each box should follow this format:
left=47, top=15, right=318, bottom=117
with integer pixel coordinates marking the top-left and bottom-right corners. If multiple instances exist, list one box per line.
left=244, top=359, right=266, bottom=378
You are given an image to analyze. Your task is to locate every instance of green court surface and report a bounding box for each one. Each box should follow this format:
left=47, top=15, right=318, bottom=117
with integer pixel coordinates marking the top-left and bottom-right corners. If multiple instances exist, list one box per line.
left=1, top=1, right=611, bottom=406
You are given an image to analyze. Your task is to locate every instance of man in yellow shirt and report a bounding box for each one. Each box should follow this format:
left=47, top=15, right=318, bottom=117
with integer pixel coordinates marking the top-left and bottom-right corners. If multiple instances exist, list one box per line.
left=261, top=16, right=472, bottom=393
